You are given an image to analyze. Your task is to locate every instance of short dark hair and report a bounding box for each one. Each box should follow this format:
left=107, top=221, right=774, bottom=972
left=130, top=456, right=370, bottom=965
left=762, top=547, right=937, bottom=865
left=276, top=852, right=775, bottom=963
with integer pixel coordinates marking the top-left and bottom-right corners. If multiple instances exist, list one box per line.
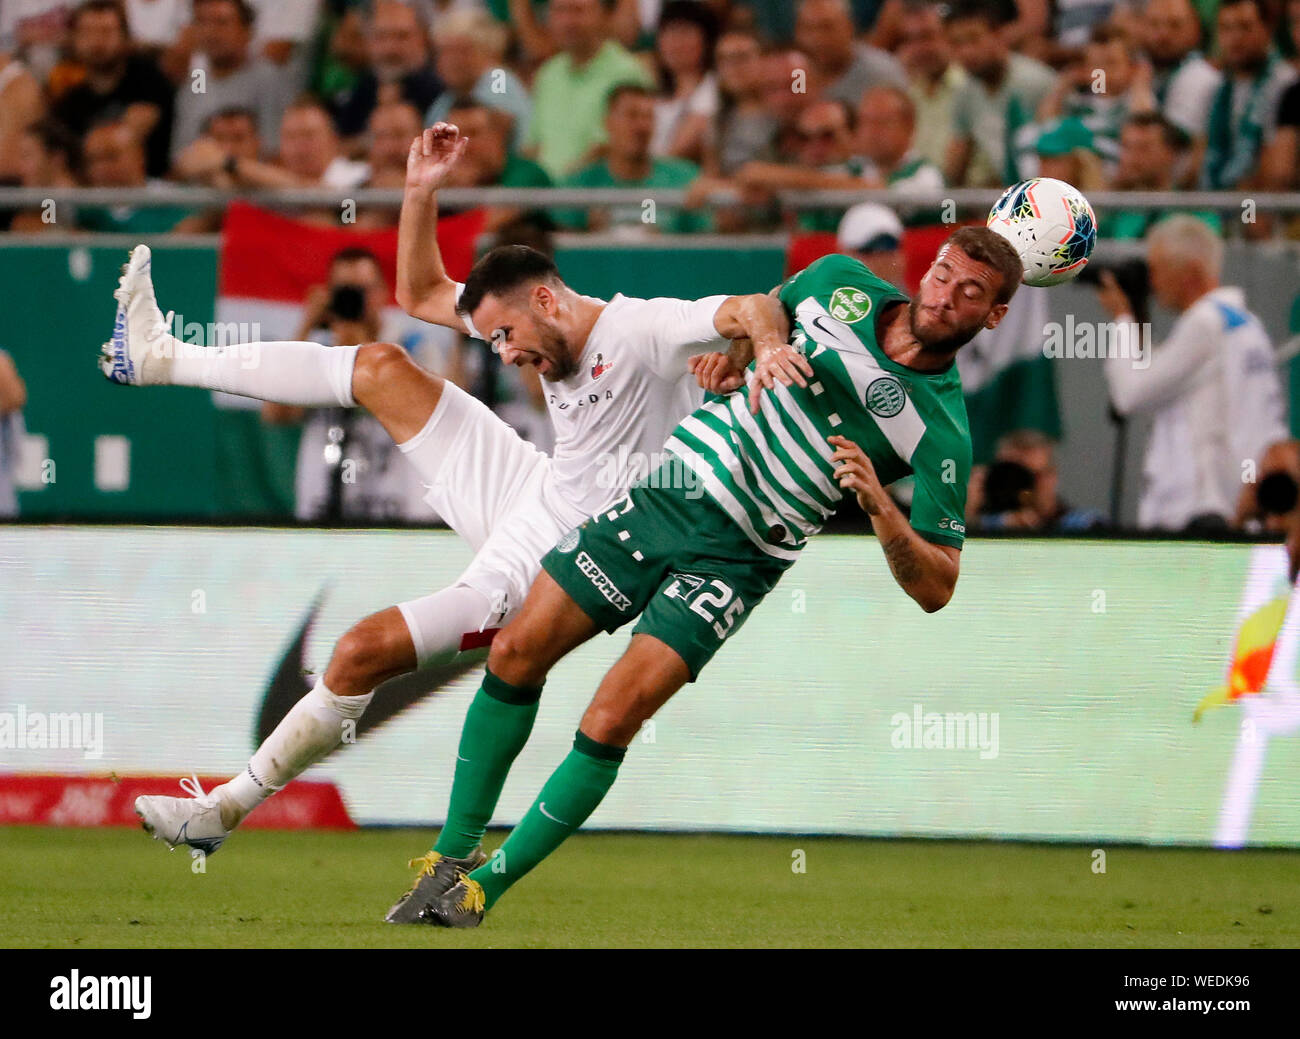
left=284, top=93, right=333, bottom=120
left=1218, top=0, right=1270, bottom=19
left=605, top=81, right=655, bottom=115
left=202, top=106, right=259, bottom=135
left=943, top=226, right=1023, bottom=305
left=942, top=0, right=1013, bottom=29
left=70, top=0, right=130, bottom=35
left=24, top=118, right=82, bottom=175
left=457, top=245, right=562, bottom=317
left=331, top=246, right=382, bottom=270
left=1124, top=111, right=1188, bottom=151
left=194, top=0, right=255, bottom=28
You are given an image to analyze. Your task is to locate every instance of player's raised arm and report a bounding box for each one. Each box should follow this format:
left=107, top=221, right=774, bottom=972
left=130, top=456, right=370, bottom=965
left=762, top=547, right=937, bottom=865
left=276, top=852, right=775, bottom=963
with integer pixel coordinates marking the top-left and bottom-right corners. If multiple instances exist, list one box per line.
left=396, top=123, right=471, bottom=330
left=829, top=434, right=960, bottom=612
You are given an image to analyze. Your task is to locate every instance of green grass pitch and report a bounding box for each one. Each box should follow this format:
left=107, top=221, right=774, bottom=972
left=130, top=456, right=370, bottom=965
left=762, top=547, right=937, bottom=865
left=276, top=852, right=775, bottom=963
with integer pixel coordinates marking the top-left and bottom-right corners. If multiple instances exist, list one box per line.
left=2, top=826, right=1297, bottom=948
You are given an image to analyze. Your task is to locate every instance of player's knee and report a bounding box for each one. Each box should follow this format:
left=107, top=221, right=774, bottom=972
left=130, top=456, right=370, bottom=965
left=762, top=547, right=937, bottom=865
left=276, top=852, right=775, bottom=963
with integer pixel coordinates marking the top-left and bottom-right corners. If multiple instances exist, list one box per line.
left=351, top=342, right=427, bottom=406
left=486, top=626, right=548, bottom=686
left=582, top=684, right=658, bottom=747
left=579, top=709, right=636, bottom=748
left=329, top=616, right=408, bottom=692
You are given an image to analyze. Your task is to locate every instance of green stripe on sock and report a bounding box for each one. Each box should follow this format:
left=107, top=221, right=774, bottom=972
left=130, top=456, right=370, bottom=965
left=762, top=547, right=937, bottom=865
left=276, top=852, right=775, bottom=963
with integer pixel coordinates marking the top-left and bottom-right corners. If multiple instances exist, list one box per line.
left=470, top=737, right=623, bottom=909
left=433, top=673, right=540, bottom=859
left=481, top=668, right=543, bottom=705
left=574, top=729, right=626, bottom=762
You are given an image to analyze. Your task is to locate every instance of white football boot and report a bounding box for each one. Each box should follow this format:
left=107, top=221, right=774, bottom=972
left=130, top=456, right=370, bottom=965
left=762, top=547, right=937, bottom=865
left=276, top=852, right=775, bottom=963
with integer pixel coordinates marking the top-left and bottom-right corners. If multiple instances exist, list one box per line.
left=135, top=775, right=232, bottom=856
left=99, top=244, right=179, bottom=386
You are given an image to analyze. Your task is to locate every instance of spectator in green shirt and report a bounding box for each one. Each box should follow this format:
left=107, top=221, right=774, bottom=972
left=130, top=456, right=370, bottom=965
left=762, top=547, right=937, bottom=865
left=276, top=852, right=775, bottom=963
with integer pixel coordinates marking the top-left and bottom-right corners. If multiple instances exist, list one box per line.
left=77, top=118, right=200, bottom=233
left=1108, top=112, right=1223, bottom=239
left=525, top=0, right=655, bottom=180
left=555, top=83, right=708, bottom=234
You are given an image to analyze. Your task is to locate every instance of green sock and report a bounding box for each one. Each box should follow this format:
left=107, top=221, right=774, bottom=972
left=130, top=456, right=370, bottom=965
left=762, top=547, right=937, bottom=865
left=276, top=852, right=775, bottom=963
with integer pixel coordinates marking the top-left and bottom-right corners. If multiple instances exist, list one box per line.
left=469, top=731, right=624, bottom=910
left=433, top=668, right=542, bottom=859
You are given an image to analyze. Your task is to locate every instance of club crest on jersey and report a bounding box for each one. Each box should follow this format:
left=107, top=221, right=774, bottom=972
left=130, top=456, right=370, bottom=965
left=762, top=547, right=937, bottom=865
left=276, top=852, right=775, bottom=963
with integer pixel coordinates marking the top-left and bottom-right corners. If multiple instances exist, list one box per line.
left=556, top=528, right=580, bottom=553
left=591, top=353, right=613, bottom=379
left=865, top=376, right=906, bottom=418
left=828, top=287, right=872, bottom=324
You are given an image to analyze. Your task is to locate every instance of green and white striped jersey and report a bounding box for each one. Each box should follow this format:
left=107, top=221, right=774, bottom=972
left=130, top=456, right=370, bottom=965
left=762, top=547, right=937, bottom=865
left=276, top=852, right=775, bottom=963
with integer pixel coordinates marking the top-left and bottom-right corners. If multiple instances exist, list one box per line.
left=665, top=253, right=972, bottom=563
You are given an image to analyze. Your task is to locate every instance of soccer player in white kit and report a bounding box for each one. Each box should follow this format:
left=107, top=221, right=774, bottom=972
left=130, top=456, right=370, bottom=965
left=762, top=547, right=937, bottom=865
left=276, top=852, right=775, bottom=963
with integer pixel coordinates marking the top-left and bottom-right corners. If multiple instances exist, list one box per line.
left=107, top=125, right=801, bottom=904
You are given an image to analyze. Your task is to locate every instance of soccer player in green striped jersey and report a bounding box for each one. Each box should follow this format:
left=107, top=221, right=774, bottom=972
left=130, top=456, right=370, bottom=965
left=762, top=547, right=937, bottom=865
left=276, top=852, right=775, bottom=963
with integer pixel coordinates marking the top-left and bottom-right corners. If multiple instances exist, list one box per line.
left=416, top=226, right=1026, bottom=927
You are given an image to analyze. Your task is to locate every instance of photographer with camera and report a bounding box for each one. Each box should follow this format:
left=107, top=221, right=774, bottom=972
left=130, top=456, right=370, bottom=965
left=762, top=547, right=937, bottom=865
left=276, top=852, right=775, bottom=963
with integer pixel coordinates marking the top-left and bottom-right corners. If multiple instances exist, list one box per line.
left=968, top=430, right=1108, bottom=533
left=262, top=247, right=431, bottom=523
left=1236, top=439, right=1300, bottom=533
left=1096, top=215, right=1287, bottom=533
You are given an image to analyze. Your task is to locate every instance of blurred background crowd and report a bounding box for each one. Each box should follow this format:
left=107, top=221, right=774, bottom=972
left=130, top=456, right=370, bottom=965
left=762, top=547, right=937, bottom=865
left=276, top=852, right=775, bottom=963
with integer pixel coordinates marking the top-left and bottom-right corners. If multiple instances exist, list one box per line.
left=2, top=0, right=1300, bottom=235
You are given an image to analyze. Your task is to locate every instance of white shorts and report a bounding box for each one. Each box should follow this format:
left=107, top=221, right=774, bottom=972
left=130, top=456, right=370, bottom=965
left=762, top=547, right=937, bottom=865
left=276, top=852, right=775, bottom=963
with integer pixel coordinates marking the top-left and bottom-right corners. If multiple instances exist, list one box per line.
left=395, top=381, right=587, bottom=651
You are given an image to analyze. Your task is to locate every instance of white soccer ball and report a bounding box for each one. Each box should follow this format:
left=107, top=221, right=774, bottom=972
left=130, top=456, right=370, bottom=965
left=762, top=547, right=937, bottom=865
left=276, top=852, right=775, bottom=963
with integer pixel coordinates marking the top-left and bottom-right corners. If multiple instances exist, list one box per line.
left=986, top=178, right=1097, bottom=287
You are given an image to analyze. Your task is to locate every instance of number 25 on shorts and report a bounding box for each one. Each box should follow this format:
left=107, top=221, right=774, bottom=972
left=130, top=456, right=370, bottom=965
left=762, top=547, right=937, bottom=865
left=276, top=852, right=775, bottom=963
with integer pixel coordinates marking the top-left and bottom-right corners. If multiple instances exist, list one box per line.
left=664, top=576, right=746, bottom=639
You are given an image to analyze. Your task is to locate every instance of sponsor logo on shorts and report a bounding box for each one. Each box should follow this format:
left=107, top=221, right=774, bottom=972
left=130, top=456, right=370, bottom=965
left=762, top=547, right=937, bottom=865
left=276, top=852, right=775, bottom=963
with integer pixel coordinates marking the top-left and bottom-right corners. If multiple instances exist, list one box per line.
left=828, top=286, right=872, bottom=323
left=865, top=376, right=906, bottom=418
left=556, top=528, right=580, bottom=553
left=576, top=551, right=632, bottom=612
left=662, top=573, right=704, bottom=601
left=938, top=517, right=966, bottom=534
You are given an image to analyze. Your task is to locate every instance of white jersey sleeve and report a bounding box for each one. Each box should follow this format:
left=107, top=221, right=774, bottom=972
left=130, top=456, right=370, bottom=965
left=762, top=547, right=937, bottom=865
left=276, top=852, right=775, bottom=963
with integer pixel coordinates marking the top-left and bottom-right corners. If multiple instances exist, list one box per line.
left=452, top=282, right=484, bottom=340
left=624, top=295, right=730, bottom=381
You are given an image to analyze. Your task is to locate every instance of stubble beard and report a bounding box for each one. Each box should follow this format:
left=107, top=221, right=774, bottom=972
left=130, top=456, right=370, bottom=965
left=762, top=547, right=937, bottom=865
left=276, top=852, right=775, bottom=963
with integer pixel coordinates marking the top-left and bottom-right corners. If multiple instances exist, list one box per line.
left=908, top=299, right=983, bottom=356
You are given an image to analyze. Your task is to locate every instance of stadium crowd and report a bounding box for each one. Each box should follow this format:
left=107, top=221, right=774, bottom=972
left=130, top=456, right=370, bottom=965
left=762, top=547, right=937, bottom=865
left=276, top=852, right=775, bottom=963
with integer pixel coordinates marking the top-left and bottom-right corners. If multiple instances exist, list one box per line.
left=1, top=0, right=1299, bottom=236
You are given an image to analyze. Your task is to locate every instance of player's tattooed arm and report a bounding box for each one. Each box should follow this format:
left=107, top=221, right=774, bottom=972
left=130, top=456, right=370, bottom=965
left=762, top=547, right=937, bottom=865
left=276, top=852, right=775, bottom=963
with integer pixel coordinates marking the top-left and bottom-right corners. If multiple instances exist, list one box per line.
left=396, top=124, right=469, bottom=328
left=829, top=435, right=960, bottom=612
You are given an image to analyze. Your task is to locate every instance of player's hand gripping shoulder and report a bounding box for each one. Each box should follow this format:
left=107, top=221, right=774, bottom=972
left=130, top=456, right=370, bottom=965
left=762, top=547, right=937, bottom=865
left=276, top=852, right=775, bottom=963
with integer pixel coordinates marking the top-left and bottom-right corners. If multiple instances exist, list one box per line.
left=829, top=435, right=960, bottom=613
left=691, top=290, right=810, bottom=413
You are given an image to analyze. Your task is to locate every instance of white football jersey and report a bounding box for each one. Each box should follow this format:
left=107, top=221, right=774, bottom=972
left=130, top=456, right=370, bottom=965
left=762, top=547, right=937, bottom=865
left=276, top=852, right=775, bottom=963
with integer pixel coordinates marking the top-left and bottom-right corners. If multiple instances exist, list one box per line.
left=1106, top=286, right=1288, bottom=530
left=459, top=291, right=729, bottom=516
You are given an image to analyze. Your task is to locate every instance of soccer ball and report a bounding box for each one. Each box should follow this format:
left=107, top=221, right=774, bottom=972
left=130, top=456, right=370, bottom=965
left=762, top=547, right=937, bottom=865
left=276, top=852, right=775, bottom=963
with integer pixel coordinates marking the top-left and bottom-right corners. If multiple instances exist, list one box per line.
left=986, top=178, right=1097, bottom=287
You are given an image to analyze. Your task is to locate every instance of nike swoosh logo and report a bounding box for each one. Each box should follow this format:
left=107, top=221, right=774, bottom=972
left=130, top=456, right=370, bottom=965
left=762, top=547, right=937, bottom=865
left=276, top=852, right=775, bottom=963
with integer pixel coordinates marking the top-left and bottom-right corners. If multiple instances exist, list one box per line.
left=256, top=586, right=484, bottom=752
left=538, top=802, right=571, bottom=826
left=809, top=316, right=851, bottom=355
left=456, top=754, right=471, bottom=762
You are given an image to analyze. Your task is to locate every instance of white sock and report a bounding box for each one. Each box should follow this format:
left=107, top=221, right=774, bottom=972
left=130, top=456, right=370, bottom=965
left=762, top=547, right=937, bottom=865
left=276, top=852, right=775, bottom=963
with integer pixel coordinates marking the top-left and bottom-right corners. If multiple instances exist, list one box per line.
left=169, top=340, right=358, bottom=407
left=215, top=679, right=373, bottom=827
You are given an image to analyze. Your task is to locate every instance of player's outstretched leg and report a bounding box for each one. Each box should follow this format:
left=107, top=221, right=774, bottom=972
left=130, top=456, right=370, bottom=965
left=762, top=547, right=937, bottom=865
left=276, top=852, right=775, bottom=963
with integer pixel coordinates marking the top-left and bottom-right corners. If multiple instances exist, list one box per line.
left=383, top=572, right=600, bottom=923
left=134, top=585, right=497, bottom=854
left=100, top=244, right=360, bottom=406
left=420, top=630, right=690, bottom=928
left=99, top=245, right=445, bottom=446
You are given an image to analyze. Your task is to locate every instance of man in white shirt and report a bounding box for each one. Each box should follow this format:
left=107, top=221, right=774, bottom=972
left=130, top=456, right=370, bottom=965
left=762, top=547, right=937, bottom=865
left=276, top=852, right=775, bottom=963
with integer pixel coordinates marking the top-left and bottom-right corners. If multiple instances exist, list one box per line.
left=105, top=122, right=805, bottom=871
left=1099, top=214, right=1288, bottom=531
left=1140, top=0, right=1222, bottom=152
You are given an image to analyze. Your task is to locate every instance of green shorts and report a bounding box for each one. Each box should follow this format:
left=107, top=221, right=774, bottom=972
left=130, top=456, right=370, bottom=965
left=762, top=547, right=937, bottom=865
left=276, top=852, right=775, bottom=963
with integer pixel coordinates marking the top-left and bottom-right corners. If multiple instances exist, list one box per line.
left=542, top=462, right=792, bottom=680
